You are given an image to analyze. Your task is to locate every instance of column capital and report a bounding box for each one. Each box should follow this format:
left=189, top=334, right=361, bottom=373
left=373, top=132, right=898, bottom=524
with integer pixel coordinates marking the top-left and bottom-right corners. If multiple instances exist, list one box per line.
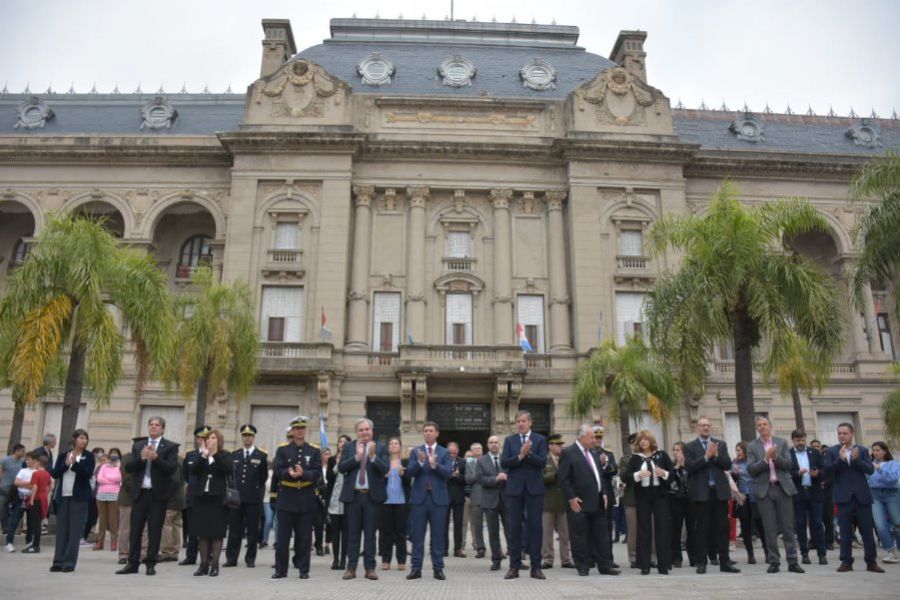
left=490, top=188, right=513, bottom=209
left=545, top=190, right=567, bottom=210
left=352, top=185, right=375, bottom=206
left=406, top=186, right=430, bottom=208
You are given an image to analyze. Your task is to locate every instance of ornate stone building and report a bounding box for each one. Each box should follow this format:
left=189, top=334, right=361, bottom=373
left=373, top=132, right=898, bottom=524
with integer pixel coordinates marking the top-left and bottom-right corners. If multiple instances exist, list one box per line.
left=0, top=18, right=896, bottom=454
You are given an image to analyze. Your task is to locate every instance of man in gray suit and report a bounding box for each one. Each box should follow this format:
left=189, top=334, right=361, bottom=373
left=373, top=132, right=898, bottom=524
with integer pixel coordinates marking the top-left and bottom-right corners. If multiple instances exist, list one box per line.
left=476, top=435, right=508, bottom=571
left=747, top=415, right=804, bottom=574
left=465, top=442, right=486, bottom=558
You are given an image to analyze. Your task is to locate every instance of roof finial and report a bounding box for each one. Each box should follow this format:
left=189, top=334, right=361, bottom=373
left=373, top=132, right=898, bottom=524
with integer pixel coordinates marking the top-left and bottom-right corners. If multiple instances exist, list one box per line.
left=472, top=14, right=478, bottom=22
left=532, top=18, right=537, bottom=24
left=784, top=103, right=793, bottom=115
left=179, top=82, right=188, bottom=94
left=869, top=108, right=878, bottom=119
left=806, top=105, right=815, bottom=116
left=90, top=82, right=98, bottom=94
left=675, top=98, right=684, bottom=109
left=893, top=108, right=898, bottom=120
left=422, top=13, right=427, bottom=19
left=157, top=83, right=165, bottom=94
left=225, top=83, right=233, bottom=94
left=135, top=82, right=142, bottom=94
left=202, top=82, right=210, bottom=94
left=46, top=82, right=54, bottom=94
left=511, top=15, right=517, bottom=23
left=551, top=18, right=557, bottom=25
left=742, top=101, right=751, bottom=113
left=374, top=11, right=379, bottom=19
left=827, top=105, right=836, bottom=117
left=23, top=82, right=30, bottom=94
left=492, top=15, right=497, bottom=22
left=112, top=82, right=120, bottom=94
left=719, top=99, right=729, bottom=111
left=849, top=106, right=857, bottom=118
left=763, top=101, right=772, bottom=114
left=699, top=98, right=708, bottom=110
left=1, top=82, right=8, bottom=94
left=351, top=12, right=356, bottom=18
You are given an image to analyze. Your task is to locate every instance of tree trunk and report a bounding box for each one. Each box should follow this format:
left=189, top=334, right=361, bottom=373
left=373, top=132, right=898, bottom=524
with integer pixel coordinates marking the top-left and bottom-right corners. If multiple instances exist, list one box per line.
left=732, top=305, right=757, bottom=443
left=791, top=381, right=805, bottom=433
left=619, top=407, right=631, bottom=456
left=194, top=371, right=210, bottom=430
left=6, top=398, right=26, bottom=455
left=59, top=343, right=86, bottom=449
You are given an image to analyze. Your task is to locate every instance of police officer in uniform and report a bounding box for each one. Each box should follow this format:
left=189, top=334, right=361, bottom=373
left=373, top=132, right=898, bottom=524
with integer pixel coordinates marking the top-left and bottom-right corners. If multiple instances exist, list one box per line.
left=271, top=417, right=322, bottom=580
left=224, top=424, right=268, bottom=568
left=179, top=426, right=210, bottom=567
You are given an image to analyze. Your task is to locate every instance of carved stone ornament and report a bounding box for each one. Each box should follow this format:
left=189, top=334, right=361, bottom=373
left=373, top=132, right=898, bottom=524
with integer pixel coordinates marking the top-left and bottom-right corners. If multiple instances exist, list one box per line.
left=520, top=58, right=557, bottom=91
left=439, top=55, right=476, bottom=87
left=15, top=96, right=54, bottom=129
left=253, top=58, right=346, bottom=118
left=358, top=52, right=395, bottom=86
left=574, top=67, right=656, bottom=125
left=845, top=119, right=882, bottom=148
left=140, top=96, right=178, bottom=130
left=729, top=112, right=766, bottom=143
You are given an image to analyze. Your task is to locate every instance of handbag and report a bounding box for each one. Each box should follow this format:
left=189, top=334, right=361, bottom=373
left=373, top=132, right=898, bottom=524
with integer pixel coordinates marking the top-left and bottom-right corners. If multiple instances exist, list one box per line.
left=223, top=473, right=241, bottom=509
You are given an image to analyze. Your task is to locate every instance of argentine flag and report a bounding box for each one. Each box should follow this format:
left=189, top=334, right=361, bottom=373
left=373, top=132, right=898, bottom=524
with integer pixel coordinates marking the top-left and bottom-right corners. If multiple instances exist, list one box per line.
left=319, top=414, right=328, bottom=449
left=517, top=323, right=534, bottom=352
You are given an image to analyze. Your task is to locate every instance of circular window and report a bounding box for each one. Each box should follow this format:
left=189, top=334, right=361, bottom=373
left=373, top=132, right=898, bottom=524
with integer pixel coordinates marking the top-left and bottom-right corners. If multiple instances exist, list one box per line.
left=520, top=59, right=558, bottom=91
left=358, top=53, right=395, bottom=86
left=439, top=55, right=475, bottom=87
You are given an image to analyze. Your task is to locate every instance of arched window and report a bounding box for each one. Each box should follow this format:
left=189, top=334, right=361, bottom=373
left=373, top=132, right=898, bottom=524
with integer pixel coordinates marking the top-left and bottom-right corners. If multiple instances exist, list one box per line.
left=178, top=235, right=212, bottom=269
left=12, top=238, right=31, bottom=266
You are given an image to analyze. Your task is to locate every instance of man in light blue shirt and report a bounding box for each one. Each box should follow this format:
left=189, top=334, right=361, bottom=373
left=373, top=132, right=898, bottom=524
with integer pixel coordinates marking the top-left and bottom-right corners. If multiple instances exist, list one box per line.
left=790, top=430, right=827, bottom=565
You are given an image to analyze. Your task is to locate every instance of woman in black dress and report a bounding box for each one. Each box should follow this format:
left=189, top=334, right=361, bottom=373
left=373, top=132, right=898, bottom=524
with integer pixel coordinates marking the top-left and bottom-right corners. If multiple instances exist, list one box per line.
left=190, top=429, right=233, bottom=576
left=667, top=441, right=693, bottom=568
left=626, top=430, right=674, bottom=575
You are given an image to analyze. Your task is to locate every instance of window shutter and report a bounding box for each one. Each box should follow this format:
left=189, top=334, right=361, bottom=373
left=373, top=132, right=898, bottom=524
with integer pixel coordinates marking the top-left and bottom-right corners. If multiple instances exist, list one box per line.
left=261, top=286, right=304, bottom=342
left=373, top=292, right=401, bottom=351
left=445, top=232, right=472, bottom=258
left=517, top=295, right=545, bottom=352
left=619, top=231, right=643, bottom=256
left=274, top=223, right=299, bottom=250
left=445, top=293, right=473, bottom=344
left=615, top=292, right=646, bottom=345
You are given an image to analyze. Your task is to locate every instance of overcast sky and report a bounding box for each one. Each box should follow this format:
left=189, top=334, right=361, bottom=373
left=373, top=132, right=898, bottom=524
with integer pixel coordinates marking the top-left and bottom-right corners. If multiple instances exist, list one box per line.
left=1, top=0, right=898, bottom=116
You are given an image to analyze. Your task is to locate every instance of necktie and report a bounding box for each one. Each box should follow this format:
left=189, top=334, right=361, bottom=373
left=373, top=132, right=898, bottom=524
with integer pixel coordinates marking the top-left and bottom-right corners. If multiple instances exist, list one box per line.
left=702, top=439, right=714, bottom=486
left=358, top=443, right=368, bottom=486
left=145, top=439, right=157, bottom=483
left=245, top=450, right=250, bottom=460
left=427, top=446, right=433, bottom=491
left=521, top=435, right=526, bottom=445
left=493, top=455, right=500, bottom=473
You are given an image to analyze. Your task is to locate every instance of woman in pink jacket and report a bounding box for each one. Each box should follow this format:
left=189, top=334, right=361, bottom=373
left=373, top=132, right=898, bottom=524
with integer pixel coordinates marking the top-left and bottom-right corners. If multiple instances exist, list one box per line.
left=95, top=447, right=122, bottom=550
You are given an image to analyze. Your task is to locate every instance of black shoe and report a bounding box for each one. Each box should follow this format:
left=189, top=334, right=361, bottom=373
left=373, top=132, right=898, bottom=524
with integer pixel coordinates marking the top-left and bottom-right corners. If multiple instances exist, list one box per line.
left=577, top=568, right=590, bottom=576
left=504, top=568, right=519, bottom=579
left=696, top=564, right=707, bottom=574
left=476, top=550, right=486, bottom=559
left=271, top=572, right=286, bottom=579
left=599, top=568, right=621, bottom=576
left=801, top=555, right=811, bottom=565
left=630, top=561, right=638, bottom=569
left=258, top=542, right=268, bottom=549
left=767, top=564, right=780, bottom=573
left=658, top=569, right=669, bottom=575
left=223, top=561, right=237, bottom=568
left=116, top=565, right=139, bottom=575
left=443, top=550, right=449, bottom=557
left=145, top=565, right=156, bottom=576
left=640, top=568, right=650, bottom=575
left=194, top=565, right=209, bottom=576
left=748, top=556, right=756, bottom=565
left=720, top=564, right=741, bottom=573
left=788, top=563, right=805, bottom=573
left=866, top=563, right=885, bottom=573
left=490, top=561, right=501, bottom=571
left=316, top=548, right=324, bottom=557
left=61, top=566, right=74, bottom=572
left=710, top=558, right=719, bottom=566
left=541, top=562, right=553, bottom=569
left=672, top=561, right=682, bottom=568
left=299, top=572, right=309, bottom=579
left=727, top=559, right=737, bottom=566
left=613, top=535, right=620, bottom=543
left=433, top=569, right=446, bottom=580
left=246, top=560, right=255, bottom=568
left=208, top=565, right=219, bottom=577
left=530, top=568, right=546, bottom=579
left=611, top=562, right=620, bottom=569
left=50, top=565, right=62, bottom=572
left=561, top=561, right=576, bottom=568
left=331, top=562, right=342, bottom=570
left=818, top=556, right=828, bottom=565
left=117, top=557, right=128, bottom=565
left=406, top=568, right=422, bottom=580
left=454, top=549, right=467, bottom=558
left=179, top=559, right=196, bottom=566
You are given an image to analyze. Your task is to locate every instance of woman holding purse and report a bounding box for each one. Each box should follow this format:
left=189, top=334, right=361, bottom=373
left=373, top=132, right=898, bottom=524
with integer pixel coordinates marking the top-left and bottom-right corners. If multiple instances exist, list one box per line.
left=190, top=429, right=233, bottom=576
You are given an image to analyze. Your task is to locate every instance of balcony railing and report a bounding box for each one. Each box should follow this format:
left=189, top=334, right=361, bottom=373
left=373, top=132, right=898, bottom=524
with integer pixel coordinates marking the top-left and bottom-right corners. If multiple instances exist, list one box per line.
left=616, top=255, right=650, bottom=270
left=258, top=342, right=333, bottom=373
left=711, top=360, right=859, bottom=378
left=442, top=256, right=477, bottom=272
left=525, top=354, right=553, bottom=368
left=367, top=352, right=399, bottom=366
left=267, top=249, right=302, bottom=265
left=397, top=344, right=526, bottom=374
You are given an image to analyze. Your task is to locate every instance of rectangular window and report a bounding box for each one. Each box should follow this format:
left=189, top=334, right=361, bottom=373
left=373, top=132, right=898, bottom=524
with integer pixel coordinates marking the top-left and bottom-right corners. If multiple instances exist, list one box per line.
left=877, top=313, right=895, bottom=359
left=445, top=293, right=473, bottom=345
left=517, top=294, right=545, bottom=353
left=615, top=292, right=646, bottom=346
left=716, top=338, right=735, bottom=360
left=445, top=231, right=472, bottom=258
left=274, top=222, right=300, bottom=250
left=373, top=292, right=401, bottom=352
left=619, top=230, right=644, bottom=256
left=260, top=286, right=304, bottom=342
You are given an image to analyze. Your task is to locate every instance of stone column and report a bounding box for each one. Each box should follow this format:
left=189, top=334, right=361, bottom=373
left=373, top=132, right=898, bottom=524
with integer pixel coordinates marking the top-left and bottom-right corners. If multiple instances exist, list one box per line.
left=346, top=186, right=374, bottom=350
left=490, top=189, right=514, bottom=345
left=406, top=187, right=429, bottom=344
left=545, top=190, right=571, bottom=352
left=861, top=282, right=882, bottom=354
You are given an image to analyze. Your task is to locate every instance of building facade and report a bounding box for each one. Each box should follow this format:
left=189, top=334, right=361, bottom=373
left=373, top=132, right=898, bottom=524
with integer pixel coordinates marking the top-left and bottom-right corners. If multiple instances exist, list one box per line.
left=0, top=18, right=896, bottom=455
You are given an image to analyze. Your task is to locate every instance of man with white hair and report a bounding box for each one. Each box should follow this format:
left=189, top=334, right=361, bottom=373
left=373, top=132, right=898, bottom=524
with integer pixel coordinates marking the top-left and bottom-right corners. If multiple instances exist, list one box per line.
left=465, top=442, right=486, bottom=557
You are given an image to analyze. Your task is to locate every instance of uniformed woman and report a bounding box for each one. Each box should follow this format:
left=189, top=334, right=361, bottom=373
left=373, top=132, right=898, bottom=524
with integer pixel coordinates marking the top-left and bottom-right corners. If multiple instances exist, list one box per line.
left=190, top=429, right=233, bottom=577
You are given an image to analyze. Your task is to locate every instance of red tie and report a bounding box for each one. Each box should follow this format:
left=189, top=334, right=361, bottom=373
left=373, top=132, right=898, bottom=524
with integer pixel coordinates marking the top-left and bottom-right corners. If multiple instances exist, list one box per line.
left=358, top=443, right=368, bottom=486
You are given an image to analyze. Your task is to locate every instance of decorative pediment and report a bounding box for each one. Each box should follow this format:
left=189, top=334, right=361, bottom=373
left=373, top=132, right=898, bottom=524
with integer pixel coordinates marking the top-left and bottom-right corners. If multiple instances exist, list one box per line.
left=247, top=58, right=350, bottom=124
left=572, top=66, right=665, bottom=126
left=140, top=96, right=178, bottom=130
left=845, top=119, right=881, bottom=148
left=15, top=96, right=54, bottom=129
left=729, top=112, right=765, bottom=143
left=434, top=272, right=485, bottom=295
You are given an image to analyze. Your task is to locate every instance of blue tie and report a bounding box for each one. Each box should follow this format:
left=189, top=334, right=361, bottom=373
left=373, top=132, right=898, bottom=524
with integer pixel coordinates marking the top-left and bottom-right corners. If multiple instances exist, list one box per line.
left=702, top=439, right=714, bottom=486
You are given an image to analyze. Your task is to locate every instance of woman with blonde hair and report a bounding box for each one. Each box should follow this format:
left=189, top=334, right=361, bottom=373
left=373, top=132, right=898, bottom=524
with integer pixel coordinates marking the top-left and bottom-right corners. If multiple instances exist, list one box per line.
left=190, top=429, right=233, bottom=576
left=624, top=430, right=673, bottom=575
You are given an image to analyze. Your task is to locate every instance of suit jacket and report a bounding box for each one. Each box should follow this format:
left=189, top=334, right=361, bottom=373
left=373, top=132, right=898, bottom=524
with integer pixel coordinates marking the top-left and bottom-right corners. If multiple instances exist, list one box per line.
left=624, top=450, right=675, bottom=499
left=124, top=436, right=179, bottom=502
left=823, top=444, right=874, bottom=505
left=747, top=437, right=797, bottom=498
left=338, top=440, right=389, bottom=503
left=190, top=451, right=233, bottom=498
left=684, top=437, right=733, bottom=502
left=501, top=432, right=548, bottom=497
left=447, top=456, right=467, bottom=505
left=476, top=453, right=506, bottom=510
left=543, top=453, right=566, bottom=513
left=465, top=456, right=483, bottom=506
left=183, top=449, right=200, bottom=508
left=275, top=441, right=323, bottom=513
left=790, top=446, right=824, bottom=502
left=232, top=447, right=268, bottom=504
left=51, top=451, right=96, bottom=503
left=407, top=444, right=452, bottom=506
left=594, top=448, right=619, bottom=507
left=558, top=442, right=607, bottom=514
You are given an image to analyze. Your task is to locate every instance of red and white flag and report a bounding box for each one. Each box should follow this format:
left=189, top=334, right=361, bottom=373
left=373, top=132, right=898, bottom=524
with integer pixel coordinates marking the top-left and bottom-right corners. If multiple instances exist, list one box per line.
left=320, top=306, right=333, bottom=342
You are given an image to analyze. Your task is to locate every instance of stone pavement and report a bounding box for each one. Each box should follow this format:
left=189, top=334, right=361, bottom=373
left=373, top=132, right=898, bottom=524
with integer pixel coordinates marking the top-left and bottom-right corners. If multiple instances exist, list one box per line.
left=2, top=534, right=898, bottom=600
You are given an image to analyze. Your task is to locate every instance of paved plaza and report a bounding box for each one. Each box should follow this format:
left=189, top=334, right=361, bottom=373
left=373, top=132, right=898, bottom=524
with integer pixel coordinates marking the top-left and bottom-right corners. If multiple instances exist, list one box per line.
left=2, top=533, right=898, bottom=600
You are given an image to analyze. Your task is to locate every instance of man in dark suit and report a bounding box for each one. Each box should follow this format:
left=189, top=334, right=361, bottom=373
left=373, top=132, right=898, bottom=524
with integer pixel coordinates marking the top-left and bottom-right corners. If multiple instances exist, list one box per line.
left=444, top=441, right=468, bottom=558
left=406, top=421, right=452, bottom=580
left=478, top=435, right=508, bottom=571
left=178, top=425, right=210, bottom=567
left=225, top=424, right=268, bottom=568
left=339, top=417, right=389, bottom=581
left=558, top=424, right=621, bottom=576
left=591, top=425, right=619, bottom=551
left=790, top=429, right=827, bottom=565
left=683, top=416, right=740, bottom=574
left=811, top=439, right=836, bottom=548
left=116, top=416, right=179, bottom=576
left=501, top=410, right=548, bottom=580
left=271, top=417, right=322, bottom=579
left=823, top=422, right=883, bottom=573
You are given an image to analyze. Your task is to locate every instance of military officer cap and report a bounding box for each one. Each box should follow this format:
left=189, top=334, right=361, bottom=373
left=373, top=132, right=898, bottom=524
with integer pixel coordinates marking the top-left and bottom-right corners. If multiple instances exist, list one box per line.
left=193, top=425, right=211, bottom=438
left=547, top=433, right=564, bottom=445
left=289, top=416, right=308, bottom=430
left=593, top=424, right=605, bottom=438
left=239, top=424, right=258, bottom=436
left=284, top=427, right=293, bottom=439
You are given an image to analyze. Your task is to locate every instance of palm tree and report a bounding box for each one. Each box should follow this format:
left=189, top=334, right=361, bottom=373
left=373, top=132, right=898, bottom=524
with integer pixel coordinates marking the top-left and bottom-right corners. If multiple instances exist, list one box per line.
left=0, top=215, right=175, bottom=443
left=882, top=363, right=900, bottom=446
left=569, top=337, right=679, bottom=453
left=166, top=267, right=259, bottom=430
left=644, top=182, right=843, bottom=443
left=850, top=150, right=900, bottom=319
left=766, top=333, right=831, bottom=432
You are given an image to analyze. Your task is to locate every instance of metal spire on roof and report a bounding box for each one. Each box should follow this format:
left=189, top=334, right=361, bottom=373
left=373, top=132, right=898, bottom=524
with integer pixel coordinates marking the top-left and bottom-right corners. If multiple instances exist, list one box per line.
left=398, top=13, right=403, bottom=19
left=827, top=105, right=836, bottom=117
left=113, top=83, right=120, bottom=94
left=157, top=83, right=165, bottom=94
left=675, top=98, right=684, bottom=109
left=511, top=15, right=517, bottom=23
left=351, top=12, right=356, bottom=18
left=742, top=101, right=751, bottom=113
left=472, top=15, right=478, bottom=21
left=1, top=82, right=7, bottom=94
left=849, top=106, right=857, bottom=118
left=551, top=18, right=557, bottom=25
left=719, top=100, right=729, bottom=111
left=46, top=83, right=54, bottom=94
left=784, top=103, right=793, bottom=115
left=225, top=83, right=233, bottom=94
left=135, top=82, right=142, bottom=94
left=374, top=12, right=379, bottom=19
left=763, top=102, right=772, bottom=114
left=202, top=83, right=211, bottom=94
left=699, top=98, right=708, bottom=110
left=179, top=82, right=188, bottom=94
left=422, top=13, right=427, bottom=19
left=806, top=105, right=815, bottom=116
left=23, top=82, right=30, bottom=94
left=68, top=82, right=75, bottom=94
left=89, top=82, right=98, bottom=94
left=893, top=108, right=898, bottom=120
left=869, top=108, right=878, bottom=119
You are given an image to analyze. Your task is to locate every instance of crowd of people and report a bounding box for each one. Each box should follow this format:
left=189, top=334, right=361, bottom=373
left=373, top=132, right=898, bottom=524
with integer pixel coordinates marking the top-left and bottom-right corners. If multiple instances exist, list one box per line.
left=0, top=412, right=898, bottom=582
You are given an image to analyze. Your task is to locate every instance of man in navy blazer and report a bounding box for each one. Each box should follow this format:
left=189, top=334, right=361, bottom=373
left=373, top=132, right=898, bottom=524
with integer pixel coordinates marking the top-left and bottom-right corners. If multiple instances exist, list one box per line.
left=789, top=429, right=827, bottom=565
left=406, top=421, right=452, bottom=580
left=501, top=410, right=548, bottom=580
left=822, top=422, right=883, bottom=573
left=339, top=417, right=389, bottom=580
